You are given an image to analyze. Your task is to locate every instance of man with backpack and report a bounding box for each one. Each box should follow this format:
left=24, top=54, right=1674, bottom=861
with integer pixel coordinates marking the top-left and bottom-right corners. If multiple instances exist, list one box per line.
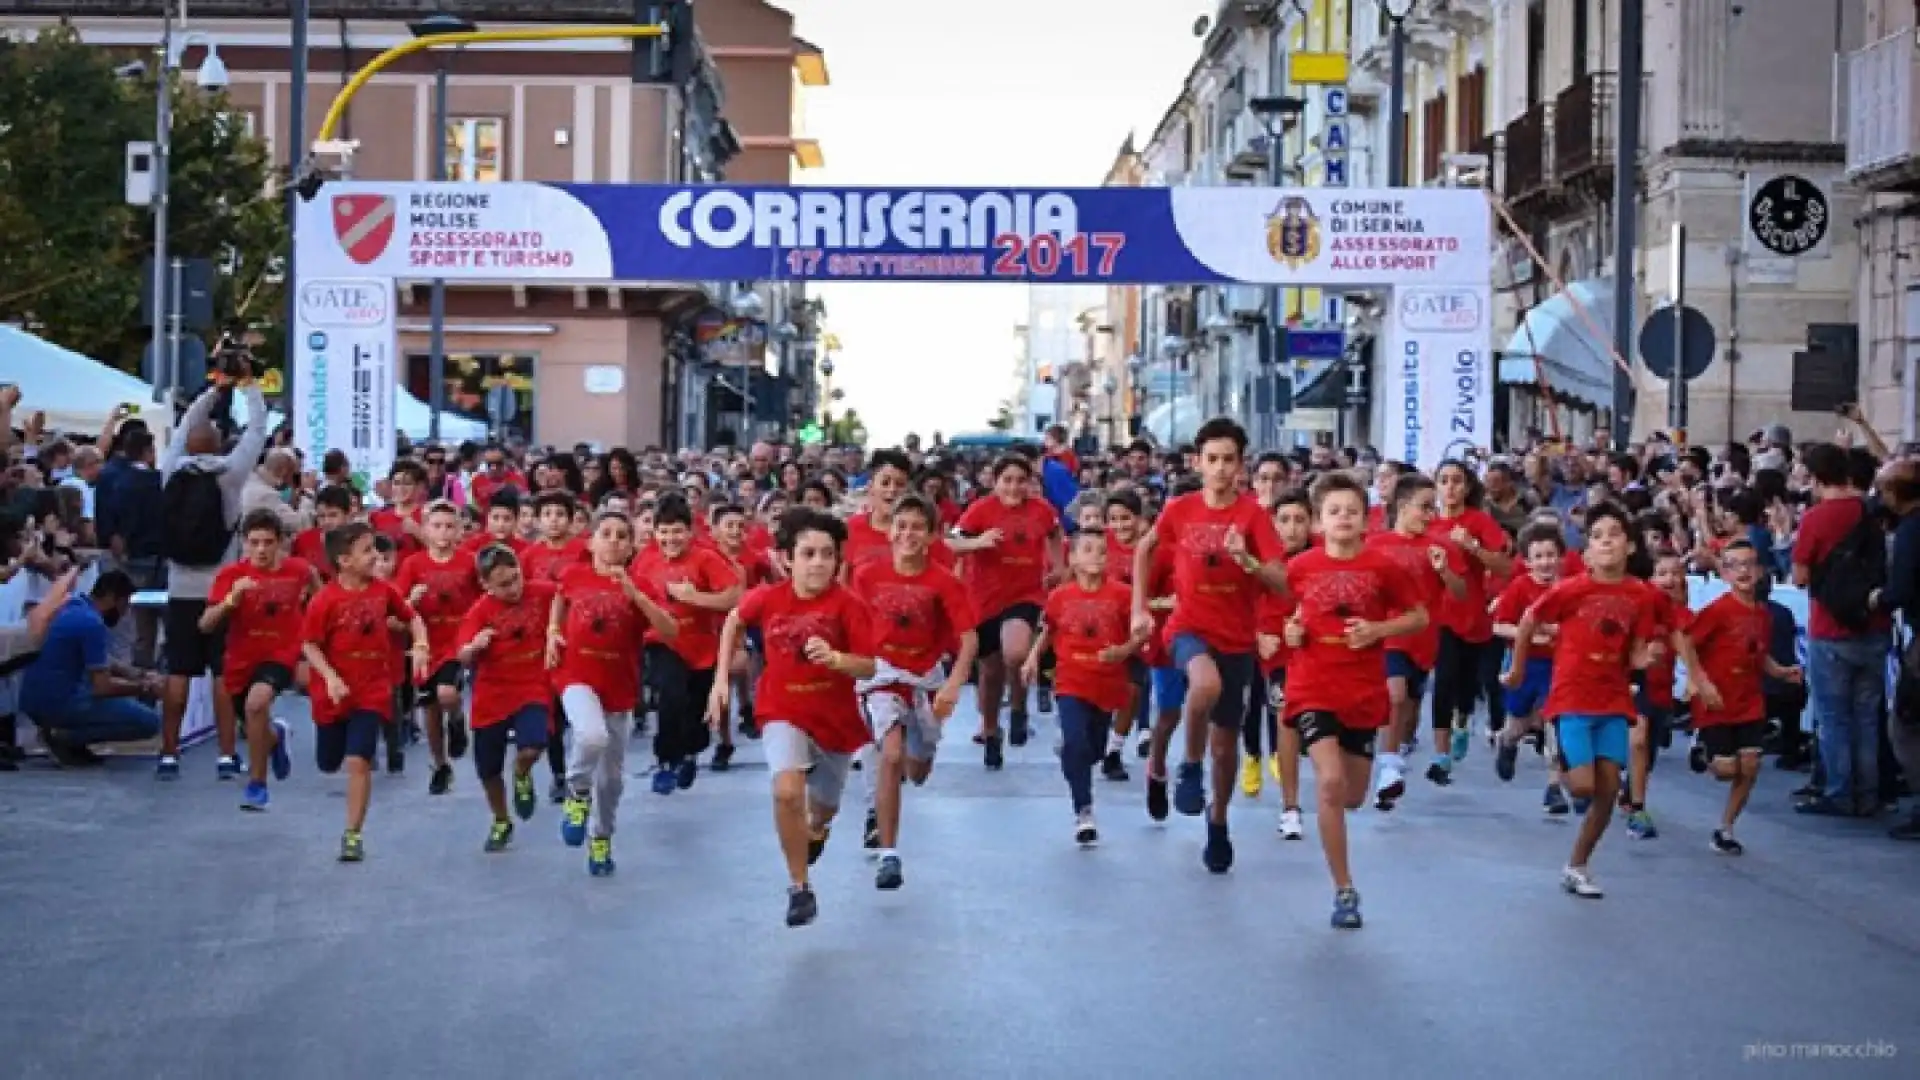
left=1792, top=442, right=1892, bottom=817
left=157, top=381, right=271, bottom=781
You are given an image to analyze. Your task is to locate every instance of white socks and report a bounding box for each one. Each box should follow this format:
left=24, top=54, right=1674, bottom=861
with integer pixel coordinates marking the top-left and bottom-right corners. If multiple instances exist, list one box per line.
left=1105, top=730, right=1126, bottom=755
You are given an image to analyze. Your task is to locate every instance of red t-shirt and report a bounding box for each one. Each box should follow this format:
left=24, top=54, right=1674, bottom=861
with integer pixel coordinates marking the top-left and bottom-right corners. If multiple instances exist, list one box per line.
left=1687, top=592, right=1772, bottom=726
left=460, top=531, right=527, bottom=561
left=1792, top=497, right=1894, bottom=640
left=938, top=498, right=963, bottom=529
left=1280, top=546, right=1423, bottom=730
left=738, top=582, right=876, bottom=752
left=1428, top=508, right=1508, bottom=643
left=851, top=559, right=975, bottom=679
left=1156, top=491, right=1286, bottom=655
left=628, top=544, right=737, bottom=671
left=470, top=469, right=528, bottom=508
left=369, top=505, right=424, bottom=558
left=1640, top=589, right=1691, bottom=709
left=1365, top=504, right=1387, bottom=534
left=1139, top=546, right=1178, bottom=668
left=394, top=549, right=482, bottom=668
left=1364, top=530, right=1464, bottom=672
left=553, top=563, right=648, bottom=712
left=956, top=496, right=1059, bottom=618
left=843, top=513, right=956, bottom=578
left=521, top=537, right=589, bottom=587
left=291, top=528, right=332, bottom=580
left=457, top=581, right=557, bottom=729
left=1041, top=579, right=1136, bottom=713
left=210, top=557, right=315, bottom=695
left=1559, top=547, right=1587, bottom=580
left=301, top=579, right=417, bottom=723
left=1525, top=575, right=1661, bottom=721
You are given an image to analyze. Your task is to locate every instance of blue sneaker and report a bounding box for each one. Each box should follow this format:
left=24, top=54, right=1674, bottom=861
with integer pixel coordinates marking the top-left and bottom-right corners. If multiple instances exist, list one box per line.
left=675, top=757, right=698, bottom=790
left=240, top=780, right=270, bottom=812
left=1173, top=762, right=1206, bottom=816
left=269, top=719, right=292, bottom=781
left=156, top=755, right=180, bottom=781
left=216, top=755, right=242, bottom=781
left=561, top=795, right=590, bottom=847
left=1544, top=784, right=1570, bottom=815
left=651, top=765, right=677, bottom=795
left=1331, top=887, right=1363, bottom=930
left=1449, top=722, right=1472, bottom=764
left=587, top=836, right=615, bottom=876
left=1202, top=821, right=1233, bottom=874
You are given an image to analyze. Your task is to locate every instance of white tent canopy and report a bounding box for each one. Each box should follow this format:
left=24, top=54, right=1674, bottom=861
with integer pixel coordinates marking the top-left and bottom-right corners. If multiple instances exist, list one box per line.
left=1140, top=398, right=1204, bottom=446
left=0, top=325, right=487, bottom=442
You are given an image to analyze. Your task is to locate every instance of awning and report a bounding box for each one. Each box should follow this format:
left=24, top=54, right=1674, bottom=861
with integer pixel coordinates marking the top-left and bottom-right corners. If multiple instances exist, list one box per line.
left=1497, top=278, right=1628, bottom=409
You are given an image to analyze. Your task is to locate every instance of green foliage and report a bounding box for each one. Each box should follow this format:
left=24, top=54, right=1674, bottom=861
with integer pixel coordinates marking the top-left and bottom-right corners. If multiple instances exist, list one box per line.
left=0, top=24, right=287, bottom=369
left=986, top=400, right=1013, bottom=431
left=825, top=407, right=865, bottom=446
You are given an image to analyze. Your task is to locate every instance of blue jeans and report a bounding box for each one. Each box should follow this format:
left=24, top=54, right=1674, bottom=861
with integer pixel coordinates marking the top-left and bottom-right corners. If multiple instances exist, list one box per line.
left=1808, top=635, right=1890, bottom=810
left=1056, top=695, right=1111, bottom=814
left=38, top=697, right=161, bottom=748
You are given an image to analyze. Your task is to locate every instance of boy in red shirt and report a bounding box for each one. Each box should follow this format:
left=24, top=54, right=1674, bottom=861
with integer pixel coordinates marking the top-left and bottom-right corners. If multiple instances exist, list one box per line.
left=521, top=491, right=588, bottom=587
left=1281, top=473, right=1427, bottom=929
left=1256, top=489, right=1313, bottom=838
left=202, top=510, right=314, bottom=811
left=708, top=508, right=879, bottom=928
left=301, top=522, right=429, bottom=862
left=291, top=485, right=352, bottom=581
left=851, top=493, right=977, bottom=888
left=710, top=501, right=770, bottom=744
left=395, top=501, right=481, bottom=796
left=1503, top=504, right=1671, bottom=899
left=456, top=546, right=557, bottom=853
left=1491, top=524, right=1570, bottom=813
left=460, top=490, right=528, bottom=560
left=630, top=492, right=741, bottom=787
left=1127, top=419, right=1287, bottom=875
left=369, top=460, right=427, bottom=558
left=1023, top=526, right=1146, bottom=847
left=551, top=511, right=680, bottom=877
left=1136, top=477, right=1200, bottom=769
left=1624, top=548, right=1692, bottom=837
left=1686, top=538, right=1802, bottom=854
left=1364, top=473, right=1467, bottom=810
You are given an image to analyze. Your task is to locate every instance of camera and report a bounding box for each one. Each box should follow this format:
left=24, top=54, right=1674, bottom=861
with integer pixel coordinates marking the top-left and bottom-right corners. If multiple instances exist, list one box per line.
left=213, top=329, right=258, bottom=380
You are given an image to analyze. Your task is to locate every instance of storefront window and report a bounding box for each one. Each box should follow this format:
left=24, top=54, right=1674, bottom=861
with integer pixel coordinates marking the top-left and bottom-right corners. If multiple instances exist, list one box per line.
left=405, top=352, right=537, bottom=444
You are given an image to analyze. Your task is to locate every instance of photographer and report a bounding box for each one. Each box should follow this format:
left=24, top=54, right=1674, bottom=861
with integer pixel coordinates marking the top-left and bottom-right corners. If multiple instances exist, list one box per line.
left=18, top=569, right=160, bottom=766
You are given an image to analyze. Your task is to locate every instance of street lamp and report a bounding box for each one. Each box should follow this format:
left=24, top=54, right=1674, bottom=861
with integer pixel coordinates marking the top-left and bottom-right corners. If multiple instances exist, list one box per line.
left=1380, top=0, right=1415, bottom=187
left=411, top=11, right=478, bottom=444
left=730, top=289, right=766, bottom=446
left=1160, top=333, right=1189, bottom=446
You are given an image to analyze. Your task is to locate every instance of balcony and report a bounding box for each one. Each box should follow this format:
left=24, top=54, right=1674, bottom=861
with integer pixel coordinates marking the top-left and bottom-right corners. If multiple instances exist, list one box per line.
left=1552, top=72, right=1647, bottom=192
left=1502, top=101, right=1552, bottom=203
left=1847, top=32, right=1920, bottom=192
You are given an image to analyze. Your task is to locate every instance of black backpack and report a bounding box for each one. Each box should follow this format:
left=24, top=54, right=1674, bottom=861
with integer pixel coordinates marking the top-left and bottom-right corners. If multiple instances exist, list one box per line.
left=1809, top=498, right=1887, bottom=633
left=162, top=466, right=233, bottom=566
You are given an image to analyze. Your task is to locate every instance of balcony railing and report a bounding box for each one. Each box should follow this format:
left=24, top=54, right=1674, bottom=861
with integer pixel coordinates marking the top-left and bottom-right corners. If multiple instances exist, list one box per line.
left=1502, top=100, right=1550, bottom=199
left=1848, top=32, right=1920, bottom=187
left=1554, top=73, right=1612, bottom=179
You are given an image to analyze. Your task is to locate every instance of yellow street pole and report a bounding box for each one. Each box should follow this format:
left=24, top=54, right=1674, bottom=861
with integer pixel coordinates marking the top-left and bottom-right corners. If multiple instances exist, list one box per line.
left=314, top=24, right=668, bottom=146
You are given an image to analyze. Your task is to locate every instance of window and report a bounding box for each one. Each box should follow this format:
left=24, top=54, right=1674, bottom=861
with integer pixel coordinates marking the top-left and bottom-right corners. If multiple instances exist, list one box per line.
left=405, top=351, right=537, bottom=443
left=215, top=109, right=257, bottom=139
left=443, top=117, right=504, bottom=182
left=1525, top=0, right=1545, bottom=106
left=1572, top=0, right=1590, bottom=82
left=1455, top=67, right=1487, bottom=152
left=1421, top=93, right=1448, bottom=181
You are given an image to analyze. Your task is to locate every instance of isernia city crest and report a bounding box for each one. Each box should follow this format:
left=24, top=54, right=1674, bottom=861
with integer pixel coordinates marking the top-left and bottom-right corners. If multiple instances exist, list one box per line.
left=1266, top=196, right=1321, bottom=269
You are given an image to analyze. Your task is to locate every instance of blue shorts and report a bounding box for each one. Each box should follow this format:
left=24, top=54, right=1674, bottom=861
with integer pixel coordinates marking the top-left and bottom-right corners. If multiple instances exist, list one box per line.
left=473, top=704, right=550, bottom=778
left=1553, top=713, right=1630, bottom=770
left=1151, top=665, right=1188, bottom=713
left=1385, top=650, right=1428, bottom=699
left=1503, top=657, right=1555, bottom=718
left=1168, top=632, right=1257, bottom=729
left=315, top=708, right=382, bottom=773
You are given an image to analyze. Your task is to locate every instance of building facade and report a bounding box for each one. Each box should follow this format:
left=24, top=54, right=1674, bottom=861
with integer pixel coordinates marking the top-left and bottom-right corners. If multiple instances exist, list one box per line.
left=2, top=0, right=825, bottom=451
left=1011, top=285, right=1104, bottom=437
left=1846, top=1, right=1920, bottom=443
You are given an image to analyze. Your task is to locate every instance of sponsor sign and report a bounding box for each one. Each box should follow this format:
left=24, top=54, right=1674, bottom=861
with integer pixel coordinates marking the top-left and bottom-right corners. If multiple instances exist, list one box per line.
left=1380, top=286, right=1492, bottom=467
left=291, top=277, right=395, bottom=488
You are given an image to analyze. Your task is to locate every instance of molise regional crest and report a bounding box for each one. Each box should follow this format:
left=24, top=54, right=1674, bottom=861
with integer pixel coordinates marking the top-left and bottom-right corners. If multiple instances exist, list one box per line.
left=1266, top=196, right=1320, bottom=268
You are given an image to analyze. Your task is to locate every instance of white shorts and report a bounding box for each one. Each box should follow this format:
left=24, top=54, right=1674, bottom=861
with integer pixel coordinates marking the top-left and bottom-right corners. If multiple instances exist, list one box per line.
left=762, top=720, right=854, bottom=811
left=863, top=687, right=943, bottom=762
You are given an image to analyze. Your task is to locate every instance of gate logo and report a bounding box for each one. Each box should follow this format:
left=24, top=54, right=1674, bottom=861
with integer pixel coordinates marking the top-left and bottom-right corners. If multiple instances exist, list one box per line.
left=1398, top=287, right=1482, bottom=333
left=332, top=195, right=397, bottom=265
left=299, top=280, right=390, bottom=328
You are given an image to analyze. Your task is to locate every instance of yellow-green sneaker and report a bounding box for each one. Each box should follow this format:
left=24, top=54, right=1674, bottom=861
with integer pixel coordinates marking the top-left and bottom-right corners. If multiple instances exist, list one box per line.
left=485, top=819, right=514, bottom=853
left=561, top=795, right=590, bottom=847
left=587, top=835, right=615, bottom=876
left=338, top=830, right=364, bottom=863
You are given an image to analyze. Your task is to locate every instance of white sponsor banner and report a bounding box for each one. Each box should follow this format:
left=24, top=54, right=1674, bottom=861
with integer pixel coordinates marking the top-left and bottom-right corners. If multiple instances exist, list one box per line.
left=1169, top=187, right=1489, bottom=287
left=1380, top=285, right=1493, bottom=467
left=293, top=277, right=396, bottom=488
left=297, top=182, right=614, bottom=279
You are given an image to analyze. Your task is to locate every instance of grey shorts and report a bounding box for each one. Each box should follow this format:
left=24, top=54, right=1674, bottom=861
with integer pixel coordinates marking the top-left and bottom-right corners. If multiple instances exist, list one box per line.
left=863, top=684, right=943, bottom=763
left=763, top=720, right=854, bottom=811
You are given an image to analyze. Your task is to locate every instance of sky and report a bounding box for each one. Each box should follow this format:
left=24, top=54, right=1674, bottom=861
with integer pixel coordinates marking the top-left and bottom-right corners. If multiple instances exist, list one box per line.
left=770, top=0, right=1218, bottom=446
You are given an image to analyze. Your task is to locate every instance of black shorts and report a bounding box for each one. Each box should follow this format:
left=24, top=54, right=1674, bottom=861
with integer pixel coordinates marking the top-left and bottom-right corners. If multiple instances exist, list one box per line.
left=1699, top=720, right=1766, bottom=759
left=229, top=661, right=295, bottom=714
left=315, top=709, right=383, bottom=772
left=421, top=660, right=464, bottom=697
left=1289, top=709, right=1377, bottom=759
left=975, top=602, right=1041, bottom=660
left=163, top=598, right=225, bottom=677
left=473, top=704, right=550, bottom=778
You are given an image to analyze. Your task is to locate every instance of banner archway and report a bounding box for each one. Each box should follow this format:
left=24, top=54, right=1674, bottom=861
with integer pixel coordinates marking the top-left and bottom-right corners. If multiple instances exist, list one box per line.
left=292, top=183, right=1491, bottom=475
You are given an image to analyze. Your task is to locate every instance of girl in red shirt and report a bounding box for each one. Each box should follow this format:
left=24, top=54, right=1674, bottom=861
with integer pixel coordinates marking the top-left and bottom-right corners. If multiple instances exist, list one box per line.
left=1099, top=489, right=1147, bottom=781
left=1427, top=459, right=1513, bottom=783
left=1258, top=489, right=1315, bottom=838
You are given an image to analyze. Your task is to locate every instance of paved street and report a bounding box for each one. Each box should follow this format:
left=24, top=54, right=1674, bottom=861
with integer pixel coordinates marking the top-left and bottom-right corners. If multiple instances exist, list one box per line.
left=2, top=693, right=1917, bottom=1080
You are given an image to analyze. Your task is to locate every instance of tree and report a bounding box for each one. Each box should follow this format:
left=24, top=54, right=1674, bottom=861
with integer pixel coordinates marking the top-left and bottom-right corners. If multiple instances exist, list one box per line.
left=0, top=25, right=286, bottom=369
left=826, top=408, right=866, bottom=446
left=986, top=400, right=1014, bottom=431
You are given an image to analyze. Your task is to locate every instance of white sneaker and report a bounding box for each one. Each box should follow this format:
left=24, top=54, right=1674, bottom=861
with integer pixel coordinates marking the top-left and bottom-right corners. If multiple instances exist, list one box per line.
left=1277, top=807, right=1304, bottom=839
left=1074, top=809, right=1098, bottom=848
left=1560, top=865, right=1603, bottom=899
left=1374, top=755, right=1406, bottom=800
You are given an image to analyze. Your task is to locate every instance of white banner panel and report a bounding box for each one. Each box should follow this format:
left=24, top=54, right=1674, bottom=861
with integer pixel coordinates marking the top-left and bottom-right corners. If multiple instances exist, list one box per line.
left=1381, top=285, right=1494, bottom=467
left=293, top=277, right=396, bottom=489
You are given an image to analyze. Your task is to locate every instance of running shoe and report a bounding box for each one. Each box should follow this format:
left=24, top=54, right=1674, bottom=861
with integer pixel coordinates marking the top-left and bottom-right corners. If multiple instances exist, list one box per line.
left=1277, top=806, right=1304, bottom=839
left=428, top=762, right=453, bottom=795
left=1074, top=809, right=1099, bottom=847
left=155, top=755, right=180, bottom=781
left=1374, top=756, right=1407, bottom=804
left=1495, top=742, right=1519, bottom=782
left=385, top=747, right=405, bottom=776
left=1146, top=769, right=1170, bottom=822
left=1560, top=865, right=1603, bottom=898
left=1627, top=809, right=1658, bottom=839
left=983, top=733, right=1004, bottom=771
left=1425, top=758, right=1452, bottom=787
left=875, top=853, right=904, bottom=890
left=1331, top=887, right=1362, bottom=930
left=485, top=820, right=514, bottom=853
left=1173, top=761, right=1206, bottom=816
left=786, top=885, right=818, bottom=927
left=269, top=719, right=292, bottom=781
left=1688, top=740, right=1709, bottom=773
left=651, top=764, right=676, bottom=795
left=1710, top=829, right=1744, bottom=856
left=447, top=718, right=469, bottom=760
left=587, top=836, right=615, bottom=876
left=675, top=757, right=698, bottom=790
left=863, top=808, right=881, bottom=853
left=512, top=772, right=537, bottom=821
left=1101, top=750, right=1130, bottom=782
left=240, top=780, right=270, bottom=812
left=1202, top=821, right=1233, bottom=874
left=711, top=743, right=735, bottom=772
left=338, top=830, right=364, bottom=863
left=217, top=755, right=242, bottom=781
left=1239, top=756, right=1263, bottom=798
left=1543, top=783, right=1570, bottom=815
left=1448, top=718, right=1472, bottom=764
left=561, top=795, right=590, bottom=847
left=1009, top=710, right=1030, bottom=747
left=807, top=824, right=832, bottom=866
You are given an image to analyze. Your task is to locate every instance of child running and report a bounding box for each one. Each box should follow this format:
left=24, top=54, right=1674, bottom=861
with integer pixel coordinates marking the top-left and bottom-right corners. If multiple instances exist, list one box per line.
left=1099, top=490, right=1146, bottom=781
left=202, top=510, right=310, bottom=811
left=629, top=493, right=739, bottom=788
left=394, top=501, right=480, bottom=795
left=1491, top=522, right=1568, bottom=812
left=1624, top=546, right=1692, bottom=836
left=1257, top=489, right=1313, bottom=838
left=457, top=545, right=557, bottom=852
left=301, top=523, right=430, bottom=862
